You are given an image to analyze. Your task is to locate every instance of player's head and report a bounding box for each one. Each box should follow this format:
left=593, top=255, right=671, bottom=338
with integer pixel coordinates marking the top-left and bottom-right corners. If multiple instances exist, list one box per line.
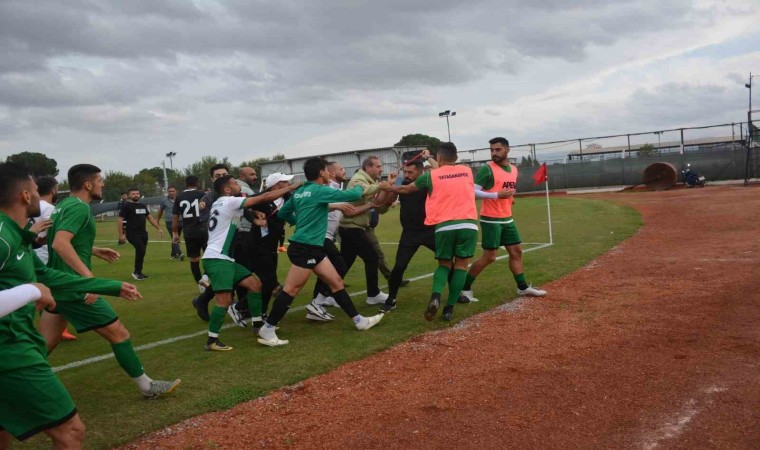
left=326, top=161, right=346, bottom=183
left=209, top=163, right=230, bottom=181
left=237, top=166, right=257, bottom=186
left=185, top=175, right=199, bottom=188
left=436, top=142, right=458, bottom=164
left=303, top=157, right=329, bottom=182
left=36, top=176, right=59, bottom=202
left=167, top=185, right=177, bottom=198
left=362, top=156, right=383, bottom=181
left=68, top=164, right=104, bottom=200
left=0, top=162, right=40, bottom=217
left=214, top=174, right=240, bottom=196
left=488, top=137, right=510, bottom=164
left=402, top=160, right=425, bottom=183
left=128, top=188, right=140, bottom=201
left=120, top=192, right=127, bottom=200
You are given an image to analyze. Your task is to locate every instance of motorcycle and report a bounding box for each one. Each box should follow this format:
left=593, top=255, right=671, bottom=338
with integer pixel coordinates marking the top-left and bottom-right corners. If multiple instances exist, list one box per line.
left=682, top=163, right=706, bottom=188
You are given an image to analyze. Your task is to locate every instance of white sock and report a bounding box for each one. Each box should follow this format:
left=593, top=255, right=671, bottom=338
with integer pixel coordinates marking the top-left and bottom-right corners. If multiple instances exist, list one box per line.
left=133, top=374, right=153, bottom=392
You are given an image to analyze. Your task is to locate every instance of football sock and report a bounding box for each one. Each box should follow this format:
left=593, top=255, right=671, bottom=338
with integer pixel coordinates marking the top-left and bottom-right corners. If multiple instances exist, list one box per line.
left=208, top=306, right=226, bottom=335
left=462, top=273, right=476, bottom=291
left=432, top=265, right=451, bottom=294
left=447, top=269, right=467, bottom=306
left=247, top=291, right=262, bottom=318
left=133, top=373, right=153, bottom=392
left=514, top=273, right=529, bottom=290
left=332, top=288, right=359, bottom=318
left=267, top=291, right=294, bottom=326
left=111, top=339, right=145, bottom=378
left=190, top=261, right=202, bottom=282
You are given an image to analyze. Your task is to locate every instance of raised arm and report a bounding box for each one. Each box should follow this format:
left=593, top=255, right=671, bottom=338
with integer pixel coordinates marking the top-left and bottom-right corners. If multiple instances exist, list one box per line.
left=244, top=182, right=301, bottom=208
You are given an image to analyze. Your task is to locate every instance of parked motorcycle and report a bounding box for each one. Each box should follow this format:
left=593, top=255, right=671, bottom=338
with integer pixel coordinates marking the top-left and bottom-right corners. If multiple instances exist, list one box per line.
left=682, top=163, right=706, bottom=188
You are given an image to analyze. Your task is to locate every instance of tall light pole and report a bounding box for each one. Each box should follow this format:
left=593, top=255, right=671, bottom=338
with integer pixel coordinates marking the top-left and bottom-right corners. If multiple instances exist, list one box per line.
left=438, top=110, right=456, bottom=142
left=165, top=151, right=177, bottom=171
left=746, top=73, right=754, bottom=145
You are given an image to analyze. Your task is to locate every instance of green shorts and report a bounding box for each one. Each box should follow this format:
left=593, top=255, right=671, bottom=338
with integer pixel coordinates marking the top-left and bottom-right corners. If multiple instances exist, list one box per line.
left=480, top=218, right=522, bottom=249
left=203, top=258, right=252, bottom=292
left=49, top=297, right=119, bottom=333
left=434, top=227, right=478, bottom=260
left=0, top=363, right=77, bottom=441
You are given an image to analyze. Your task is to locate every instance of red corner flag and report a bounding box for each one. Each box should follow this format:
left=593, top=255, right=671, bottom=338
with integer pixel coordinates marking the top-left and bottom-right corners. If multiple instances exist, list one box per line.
left=532, top=162, right=548, bottom=185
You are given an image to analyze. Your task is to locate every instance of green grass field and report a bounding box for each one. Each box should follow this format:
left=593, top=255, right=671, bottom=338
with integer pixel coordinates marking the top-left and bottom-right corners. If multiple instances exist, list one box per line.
left=22, top=196, right=640, bottom=449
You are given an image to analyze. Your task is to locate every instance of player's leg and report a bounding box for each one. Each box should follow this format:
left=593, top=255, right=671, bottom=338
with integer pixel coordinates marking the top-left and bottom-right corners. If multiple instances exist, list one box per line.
left=503, top=221, right=546, bottom=297
left=44, top=414, right=86, bottom=449
left=165, top=222, right=176, bottom=258
left=462, top=220, right=502, bottom=299
left=257, top=263, right=311, bottom=347
left=0, top=430, right=11, bottom=448
left=39, top=311, right=69, bottom=353
left=236, top=273, right=263, bottom=324
left=313, top=258, right=384, bottom=331
left=384, top=239, right=420, bottom=312
left=442, top=228, right=478, bottom=321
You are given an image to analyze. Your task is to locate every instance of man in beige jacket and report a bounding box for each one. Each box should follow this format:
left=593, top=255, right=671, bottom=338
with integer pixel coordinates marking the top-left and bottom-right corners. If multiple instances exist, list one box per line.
left=338, top=156, right=390, bottom=305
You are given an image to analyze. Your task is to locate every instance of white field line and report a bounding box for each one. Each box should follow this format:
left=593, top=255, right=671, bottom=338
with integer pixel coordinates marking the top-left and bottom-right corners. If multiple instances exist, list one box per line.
left=52, top=242, right=552, bottom=373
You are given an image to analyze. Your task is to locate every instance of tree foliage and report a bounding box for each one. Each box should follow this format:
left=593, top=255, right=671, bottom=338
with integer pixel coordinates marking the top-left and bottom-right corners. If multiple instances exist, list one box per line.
left=6, top=152, right=59, bottom=177
left=395, top=134, right=442, bottom=151
left=182, top=156, right=234, bottom=190
left=103, top=171, right=134, bottom=201
left=637, top=143, right=659, bottom=157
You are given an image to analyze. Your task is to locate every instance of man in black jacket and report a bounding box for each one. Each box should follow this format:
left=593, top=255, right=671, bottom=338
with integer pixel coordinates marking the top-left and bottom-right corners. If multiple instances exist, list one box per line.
left=118, top=188, right=163, bottom=280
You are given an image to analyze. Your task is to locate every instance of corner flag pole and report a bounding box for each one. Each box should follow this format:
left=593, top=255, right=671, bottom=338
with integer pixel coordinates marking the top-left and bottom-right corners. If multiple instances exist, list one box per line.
left=545, top=176, right=553, bottom=245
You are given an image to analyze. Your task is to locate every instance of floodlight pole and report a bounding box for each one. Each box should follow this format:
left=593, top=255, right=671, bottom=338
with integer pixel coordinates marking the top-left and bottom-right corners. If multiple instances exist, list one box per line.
left=165, top=151, right=177, bottom=171
left=161, top=160, right=169, bottom=193
left=438, top=110, right=456, bottom=142
left=746, top=73, right=754, bottom=146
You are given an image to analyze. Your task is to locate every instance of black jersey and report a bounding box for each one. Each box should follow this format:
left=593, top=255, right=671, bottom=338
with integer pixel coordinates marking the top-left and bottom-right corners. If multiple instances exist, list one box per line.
left=173, top=189, right=206, bottom=238
left=120, top=202, right=149, bottom=234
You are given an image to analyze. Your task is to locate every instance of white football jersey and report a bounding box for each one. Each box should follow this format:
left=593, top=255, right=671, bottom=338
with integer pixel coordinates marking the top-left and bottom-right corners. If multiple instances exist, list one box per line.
left=202, top=196, right=246, bottom=262
left=31, top=199, right=55, bottom=264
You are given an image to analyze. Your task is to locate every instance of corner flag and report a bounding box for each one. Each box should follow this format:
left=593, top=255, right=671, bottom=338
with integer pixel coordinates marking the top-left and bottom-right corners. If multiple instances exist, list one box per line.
left=532, top=162, right=547, bottom=185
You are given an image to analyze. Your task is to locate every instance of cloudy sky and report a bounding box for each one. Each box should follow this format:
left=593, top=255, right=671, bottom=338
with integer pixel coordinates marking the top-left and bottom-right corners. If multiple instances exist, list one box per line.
left=1, top=0, right=758, bottom=175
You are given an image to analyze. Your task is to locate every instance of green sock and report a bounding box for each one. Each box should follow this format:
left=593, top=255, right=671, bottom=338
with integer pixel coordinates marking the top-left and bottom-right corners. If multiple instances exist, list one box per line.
left=462, top=273, right=476, bottom=291
left=432, top=266, right=451, bottom=294
left=209, top=306, right=227, bottom=335
left=111, top=339, right=145, bottom=378
left=447, top=269, right=467, bottom=306
left=247, top=291, right=262, bottom=318
left=514, top=273, right=528, bottom=290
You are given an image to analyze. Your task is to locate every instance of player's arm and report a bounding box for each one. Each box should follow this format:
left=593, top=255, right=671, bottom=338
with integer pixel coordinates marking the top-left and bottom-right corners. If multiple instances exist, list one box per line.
left=146, top=209, right=163, bottom=235
left=0, top=284, right=56, bottom=317
left=474, top=185, right=514, bottom=199
left=51, top=230, right=93, bottom=278
left=34, top=254, right=141, bottom=301
left=321, top=184, right=364, bottom=203
left=379, top=173, right=418, bottom=195
left=244, top=182, right=301, bottom=208
left=421, top=149, right=439, bottom=169
left=172, top=214, right=181, bottom=243
left=156, top=204, right=165, bottom=223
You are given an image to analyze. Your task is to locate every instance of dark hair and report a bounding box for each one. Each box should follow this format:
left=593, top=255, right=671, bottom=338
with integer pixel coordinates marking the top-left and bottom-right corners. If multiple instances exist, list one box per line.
left=214, top=174, right=235, bottom=195
left=128, top=187, right=139, bottom=193
left=405, top=160, right=424, bottom=170
left=185, top=175, right=199, bottom=188
left=361, top=156, right=380, bottom=170
left=36, top=176, right=58, bottom=196
left=303, top=157, right=327, bottom=181
left=68, top=164, right=101, bottom=191
left=209, top=163, right=230, bottom=178
left=489, top=137, right=510, bottom=147
left=121, top=192, right=127, bottom=196
left=168, top=185, right=176, bottom=190
left=437, top=142, right=458, bottom=161
left=0, top=162, right=33, bottom=207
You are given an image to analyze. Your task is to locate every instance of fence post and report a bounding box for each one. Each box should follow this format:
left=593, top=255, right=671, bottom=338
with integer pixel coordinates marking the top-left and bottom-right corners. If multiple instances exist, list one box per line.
left=578, top=139, right=583, bottom=162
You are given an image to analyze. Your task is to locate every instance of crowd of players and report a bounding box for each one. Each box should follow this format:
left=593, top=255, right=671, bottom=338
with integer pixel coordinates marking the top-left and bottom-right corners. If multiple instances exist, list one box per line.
left=0, top=138, right=545, bottom=447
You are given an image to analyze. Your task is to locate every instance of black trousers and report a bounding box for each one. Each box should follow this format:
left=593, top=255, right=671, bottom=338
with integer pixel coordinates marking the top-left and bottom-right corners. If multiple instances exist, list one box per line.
left=126, top=230, right=148, bottom=274
left=234, top=231, right=280, bottom=315
left=312, top=237, right=348, bottom=298
left=164, top=222, right=182, bottom=257
left=388, top=230, right=436, bottom=300
left=339, top=227, right=380, bottom=297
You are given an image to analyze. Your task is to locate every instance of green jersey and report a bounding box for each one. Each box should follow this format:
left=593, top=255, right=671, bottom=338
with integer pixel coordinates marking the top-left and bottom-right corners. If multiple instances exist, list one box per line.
left=474, top=163, right=511, bottom=190
left=47, top=196, right=97, bottom=301
left=0, top=212, right=121, bottom=371
left=278, top=182, right=363, bottom=246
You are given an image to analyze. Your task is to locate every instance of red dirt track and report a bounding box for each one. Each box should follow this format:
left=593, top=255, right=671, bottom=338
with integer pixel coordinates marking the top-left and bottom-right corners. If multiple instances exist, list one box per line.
left=125, top=186, right=760, bottom=449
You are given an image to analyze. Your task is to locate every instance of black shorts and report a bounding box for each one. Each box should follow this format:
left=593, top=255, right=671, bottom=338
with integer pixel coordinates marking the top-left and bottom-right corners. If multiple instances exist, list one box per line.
left=184, top=236, right=208, bottom=258
left=287, top=241, right=326, bottom=269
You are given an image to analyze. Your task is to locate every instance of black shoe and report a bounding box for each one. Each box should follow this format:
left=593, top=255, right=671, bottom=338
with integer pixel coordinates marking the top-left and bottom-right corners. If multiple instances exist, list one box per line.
left=400, top=279, right=410, bottom=287
left=140, top=273, right=150, bottom=279
left=192, top=296, right=210, bottom=322
left=179, top=254, right=186, bottom=261
left=442, top=305, right=454, bottom=321
left=132, top=272, right=146, bottom=280
left=379, top=299, right=397, bottom=313
left=424, top=293, right=441, bottom=321
left=457, top=294, right=472, bottom=304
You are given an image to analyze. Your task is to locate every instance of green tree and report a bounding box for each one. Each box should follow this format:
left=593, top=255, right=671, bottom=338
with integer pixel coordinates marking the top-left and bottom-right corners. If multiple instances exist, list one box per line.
left=394, top=134, right=442, bottom=151
left=133, top=171, right=160, bottom=197
left=637, top=143, right=659, bottom=157
left=103, top=171, right=134, bottom=201
left=6, top=152, right=59, bottom=177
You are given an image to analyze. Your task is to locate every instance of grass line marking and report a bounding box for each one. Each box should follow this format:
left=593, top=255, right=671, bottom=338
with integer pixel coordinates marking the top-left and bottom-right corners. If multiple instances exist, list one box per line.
left=52, top=242, right=552, bottom=373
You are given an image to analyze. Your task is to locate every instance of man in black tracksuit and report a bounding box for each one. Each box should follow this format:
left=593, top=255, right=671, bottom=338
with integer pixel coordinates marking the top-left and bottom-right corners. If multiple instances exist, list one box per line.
left=380, top=158, right=437, bottom=313
left=118, top=187, right=164, bottom=280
